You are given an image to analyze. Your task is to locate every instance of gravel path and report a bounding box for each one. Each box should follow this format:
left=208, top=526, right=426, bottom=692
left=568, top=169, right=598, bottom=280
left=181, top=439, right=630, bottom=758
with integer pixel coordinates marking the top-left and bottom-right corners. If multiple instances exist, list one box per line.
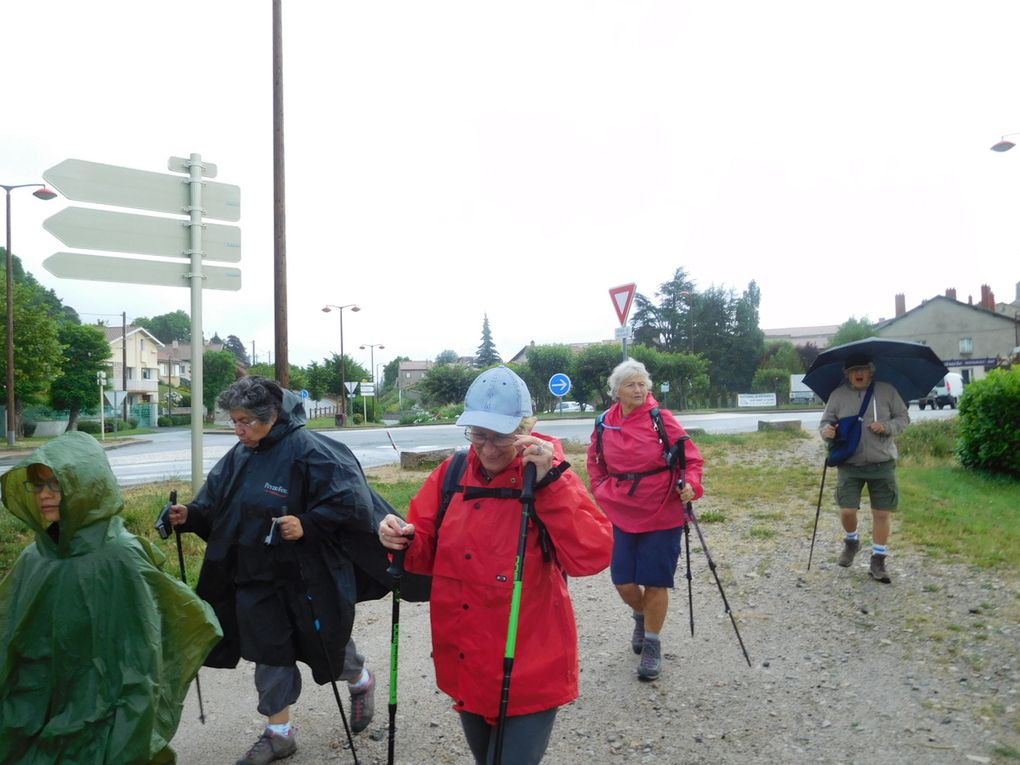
left=171, top=438, right=1020, bottom=764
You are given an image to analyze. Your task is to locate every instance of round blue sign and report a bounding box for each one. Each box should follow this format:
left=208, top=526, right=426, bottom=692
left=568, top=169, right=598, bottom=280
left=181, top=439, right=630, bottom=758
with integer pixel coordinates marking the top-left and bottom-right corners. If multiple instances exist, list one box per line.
left=548, top=373, right=572, bottom=397
left=300, top=389, right=309, bottom=399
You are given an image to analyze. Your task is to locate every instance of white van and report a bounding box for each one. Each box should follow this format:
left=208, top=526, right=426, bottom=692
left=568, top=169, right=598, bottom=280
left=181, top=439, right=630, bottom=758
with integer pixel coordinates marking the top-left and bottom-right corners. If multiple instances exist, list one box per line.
left=917, top=372, right=965, bottom=410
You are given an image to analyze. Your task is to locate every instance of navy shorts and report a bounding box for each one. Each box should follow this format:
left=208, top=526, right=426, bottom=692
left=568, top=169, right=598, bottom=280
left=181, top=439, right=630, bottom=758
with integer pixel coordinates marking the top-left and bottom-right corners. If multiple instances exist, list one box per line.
left=610, top=525, right=683, bottom=588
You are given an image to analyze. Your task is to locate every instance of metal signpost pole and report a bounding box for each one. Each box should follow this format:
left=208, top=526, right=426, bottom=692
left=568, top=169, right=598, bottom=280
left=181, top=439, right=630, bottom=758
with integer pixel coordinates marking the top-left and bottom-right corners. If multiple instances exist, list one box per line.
left=186, top=154, right=206, bottom=495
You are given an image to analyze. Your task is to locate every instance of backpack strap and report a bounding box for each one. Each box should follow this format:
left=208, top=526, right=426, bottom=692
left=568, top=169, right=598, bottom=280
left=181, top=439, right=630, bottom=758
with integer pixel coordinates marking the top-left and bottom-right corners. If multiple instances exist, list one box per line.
left=434, top=449, right=469, bottom=542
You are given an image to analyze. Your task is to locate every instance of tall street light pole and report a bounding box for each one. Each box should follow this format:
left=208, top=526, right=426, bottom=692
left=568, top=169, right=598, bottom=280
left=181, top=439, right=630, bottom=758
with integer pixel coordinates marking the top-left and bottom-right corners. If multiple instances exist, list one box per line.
left=322, top=303, right=359, bottom=425
left=360, top=343, right=385, bottom=385
left=3, top=182, right=57, bottom=446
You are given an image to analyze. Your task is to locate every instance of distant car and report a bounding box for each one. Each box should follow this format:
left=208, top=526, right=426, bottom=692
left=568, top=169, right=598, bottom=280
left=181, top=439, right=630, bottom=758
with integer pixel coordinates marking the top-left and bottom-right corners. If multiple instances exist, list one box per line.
left=552, top=400, right=582, bottom=413
left=917, top=372, right=965, bottom=410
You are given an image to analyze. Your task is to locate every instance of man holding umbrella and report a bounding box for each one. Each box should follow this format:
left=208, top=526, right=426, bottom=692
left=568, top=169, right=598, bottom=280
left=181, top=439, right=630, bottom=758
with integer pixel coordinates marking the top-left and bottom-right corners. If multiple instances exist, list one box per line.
left=819, top=352, right=910, bottom=583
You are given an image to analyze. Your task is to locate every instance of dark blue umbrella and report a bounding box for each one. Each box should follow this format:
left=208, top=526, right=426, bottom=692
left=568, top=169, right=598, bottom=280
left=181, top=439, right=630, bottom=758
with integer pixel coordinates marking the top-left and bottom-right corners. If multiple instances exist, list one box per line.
left=803, top=338, right=949, bottom=403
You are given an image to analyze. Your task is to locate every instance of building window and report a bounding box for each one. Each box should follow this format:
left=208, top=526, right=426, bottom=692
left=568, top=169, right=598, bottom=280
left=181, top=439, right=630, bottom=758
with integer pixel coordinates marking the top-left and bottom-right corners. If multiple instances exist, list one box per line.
left=959, top=337, right=973, bottom=355
left=143, top=368, right=153, bottom=380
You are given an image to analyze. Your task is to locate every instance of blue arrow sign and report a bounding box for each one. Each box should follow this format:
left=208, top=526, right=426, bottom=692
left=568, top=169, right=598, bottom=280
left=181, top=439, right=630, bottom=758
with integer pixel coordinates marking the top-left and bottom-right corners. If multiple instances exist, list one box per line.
left=548, top=373, right=572, bottom=397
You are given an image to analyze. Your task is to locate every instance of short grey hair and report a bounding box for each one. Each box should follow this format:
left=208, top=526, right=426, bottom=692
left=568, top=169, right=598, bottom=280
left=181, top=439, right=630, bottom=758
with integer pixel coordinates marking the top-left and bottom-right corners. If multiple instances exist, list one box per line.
left=217, top=376, right=283, bottom=423
left=607, top=359, right=652, bottom=400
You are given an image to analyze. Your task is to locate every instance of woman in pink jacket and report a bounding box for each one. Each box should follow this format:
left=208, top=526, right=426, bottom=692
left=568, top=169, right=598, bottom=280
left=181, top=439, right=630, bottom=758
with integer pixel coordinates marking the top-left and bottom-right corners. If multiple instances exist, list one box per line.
left=586, top=359, right=704, bottom=681
left=379, top=366, right=613, bottom=764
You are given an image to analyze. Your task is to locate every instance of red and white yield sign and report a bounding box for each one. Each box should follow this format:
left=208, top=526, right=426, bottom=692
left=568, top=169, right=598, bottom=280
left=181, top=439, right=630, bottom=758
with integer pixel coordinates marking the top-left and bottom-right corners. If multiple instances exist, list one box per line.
left=608, top=283, right=637, bottom=326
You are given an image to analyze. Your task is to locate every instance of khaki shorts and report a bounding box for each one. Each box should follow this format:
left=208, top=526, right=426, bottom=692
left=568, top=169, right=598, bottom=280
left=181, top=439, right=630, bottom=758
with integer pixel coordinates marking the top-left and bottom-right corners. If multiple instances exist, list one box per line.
left=835, top=460, right=898, bottom=511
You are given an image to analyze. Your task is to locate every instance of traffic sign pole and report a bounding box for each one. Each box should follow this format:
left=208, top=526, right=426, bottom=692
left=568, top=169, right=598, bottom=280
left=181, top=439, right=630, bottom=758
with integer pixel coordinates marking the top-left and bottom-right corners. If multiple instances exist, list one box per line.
left=608, top=283, right=637, bottom=361
left=187, top=154, right=206, bottom=494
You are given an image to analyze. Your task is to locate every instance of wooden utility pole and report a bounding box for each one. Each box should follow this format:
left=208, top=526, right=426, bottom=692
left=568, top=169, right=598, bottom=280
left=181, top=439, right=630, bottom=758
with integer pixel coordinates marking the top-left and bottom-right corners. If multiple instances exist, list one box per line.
left=272, top=0, right=289, bottom=387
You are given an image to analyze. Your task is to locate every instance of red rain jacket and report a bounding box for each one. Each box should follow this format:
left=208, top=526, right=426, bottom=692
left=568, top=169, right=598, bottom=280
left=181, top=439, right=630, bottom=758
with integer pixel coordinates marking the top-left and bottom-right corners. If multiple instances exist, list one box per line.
left=404, top=434, right=612, bottom=720
left=586, top=394, right=704, bottom=533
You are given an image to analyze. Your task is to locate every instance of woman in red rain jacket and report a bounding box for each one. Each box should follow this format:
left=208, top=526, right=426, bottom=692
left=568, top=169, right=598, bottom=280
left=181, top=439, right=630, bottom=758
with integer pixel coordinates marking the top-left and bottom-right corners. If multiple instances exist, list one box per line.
left=586, top=359, right=704, bottom=682
left=379, top=366, right=612, bottom=765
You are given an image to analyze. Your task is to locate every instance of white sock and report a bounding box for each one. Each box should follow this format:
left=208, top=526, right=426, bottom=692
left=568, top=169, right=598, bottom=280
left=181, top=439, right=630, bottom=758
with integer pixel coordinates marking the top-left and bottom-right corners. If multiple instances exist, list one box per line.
left=267, top=722, right=291, bottom=737
left=348, top=668, right=370, bottom=689
left=644, top=630, right=660, bottom=642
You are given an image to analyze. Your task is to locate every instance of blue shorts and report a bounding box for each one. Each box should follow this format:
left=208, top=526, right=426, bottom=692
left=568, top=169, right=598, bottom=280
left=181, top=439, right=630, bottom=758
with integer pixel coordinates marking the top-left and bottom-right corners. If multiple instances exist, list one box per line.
left=610, top=525, right=683, bottom=588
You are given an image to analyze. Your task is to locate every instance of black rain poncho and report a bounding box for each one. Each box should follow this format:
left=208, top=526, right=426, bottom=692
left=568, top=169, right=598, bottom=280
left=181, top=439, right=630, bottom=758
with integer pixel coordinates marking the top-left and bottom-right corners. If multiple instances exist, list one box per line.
left=0, top=431, right=222, bottom=765
left=180, top=390, right=382, bottom=683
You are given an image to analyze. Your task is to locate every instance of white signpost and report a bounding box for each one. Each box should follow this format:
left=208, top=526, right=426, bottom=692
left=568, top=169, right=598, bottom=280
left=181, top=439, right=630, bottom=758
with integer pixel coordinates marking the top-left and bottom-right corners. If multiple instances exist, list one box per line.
left=42, top=154, right=241, bottom=492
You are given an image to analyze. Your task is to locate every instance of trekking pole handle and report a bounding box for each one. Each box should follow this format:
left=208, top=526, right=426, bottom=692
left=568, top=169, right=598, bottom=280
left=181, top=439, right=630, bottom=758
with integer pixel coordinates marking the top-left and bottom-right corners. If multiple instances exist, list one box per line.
left=387, top=524, right=414, bottom=580
left=154, top=490, right=177, bottom=540
left=521, top=462, right=537, bottom=501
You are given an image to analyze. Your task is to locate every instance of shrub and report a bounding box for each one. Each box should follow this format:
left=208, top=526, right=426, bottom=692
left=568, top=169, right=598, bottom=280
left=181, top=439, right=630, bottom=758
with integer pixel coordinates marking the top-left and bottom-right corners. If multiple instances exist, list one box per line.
left=77, top=420, right=102, bottom=434
left=898, top=418, right=959, bottom=461
left=956, top=367, right=1020, bottom=477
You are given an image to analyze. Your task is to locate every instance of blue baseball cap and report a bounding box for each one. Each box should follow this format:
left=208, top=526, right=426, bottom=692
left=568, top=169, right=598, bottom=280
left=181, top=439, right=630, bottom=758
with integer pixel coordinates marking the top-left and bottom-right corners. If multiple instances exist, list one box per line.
left=456, top=366, right=533, bottom=434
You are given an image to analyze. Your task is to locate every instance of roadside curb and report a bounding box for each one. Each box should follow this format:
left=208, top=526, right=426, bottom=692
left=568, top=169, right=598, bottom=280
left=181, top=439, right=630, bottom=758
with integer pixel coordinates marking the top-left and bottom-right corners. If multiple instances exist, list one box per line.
left=0, top=437, right=152, bottom=466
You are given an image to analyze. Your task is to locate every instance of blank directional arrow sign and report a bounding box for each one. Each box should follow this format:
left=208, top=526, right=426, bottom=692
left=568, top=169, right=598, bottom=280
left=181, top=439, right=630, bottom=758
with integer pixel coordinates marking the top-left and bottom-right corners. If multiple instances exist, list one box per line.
left=44, top=252, right=242, bottom=291
left=44, top=158, right=241, bottom=222
left=43, top=207, right=241, bottom=262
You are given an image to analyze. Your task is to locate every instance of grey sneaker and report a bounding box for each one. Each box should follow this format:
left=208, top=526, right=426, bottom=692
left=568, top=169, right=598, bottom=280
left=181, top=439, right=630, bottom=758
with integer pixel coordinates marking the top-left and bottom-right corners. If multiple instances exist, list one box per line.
left=236, top=730, right=297, bottom=765
left=637, top=636, right=661, bottom=681
left=869, top=554, right=892, bottom=584
left=631, top=614, right=645, bottom=654
left=349, top=669, right=376, bottom=733
left=837, top=539, right=861, bottom=567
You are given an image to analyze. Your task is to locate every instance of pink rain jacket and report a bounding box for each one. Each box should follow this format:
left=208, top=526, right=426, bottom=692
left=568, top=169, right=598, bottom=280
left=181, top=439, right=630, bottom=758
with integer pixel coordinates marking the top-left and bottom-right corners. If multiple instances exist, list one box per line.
left=586, top=394, right=704, bottom=533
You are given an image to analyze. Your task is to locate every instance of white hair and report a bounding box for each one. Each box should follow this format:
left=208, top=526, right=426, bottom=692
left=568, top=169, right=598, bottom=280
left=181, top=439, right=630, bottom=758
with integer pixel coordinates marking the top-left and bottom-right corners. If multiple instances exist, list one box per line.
left=607, top=359, right=652, bottom=400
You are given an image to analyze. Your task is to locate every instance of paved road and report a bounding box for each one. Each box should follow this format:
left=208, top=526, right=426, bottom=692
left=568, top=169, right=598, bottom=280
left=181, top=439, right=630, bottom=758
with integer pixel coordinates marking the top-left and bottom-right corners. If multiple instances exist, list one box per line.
left=0, top=407, right=956, bottom=487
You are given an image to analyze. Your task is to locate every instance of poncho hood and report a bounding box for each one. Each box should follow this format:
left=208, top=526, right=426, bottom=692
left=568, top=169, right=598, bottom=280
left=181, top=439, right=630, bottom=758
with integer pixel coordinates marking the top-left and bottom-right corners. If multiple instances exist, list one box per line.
left=1, top=430, right=123, bottom=555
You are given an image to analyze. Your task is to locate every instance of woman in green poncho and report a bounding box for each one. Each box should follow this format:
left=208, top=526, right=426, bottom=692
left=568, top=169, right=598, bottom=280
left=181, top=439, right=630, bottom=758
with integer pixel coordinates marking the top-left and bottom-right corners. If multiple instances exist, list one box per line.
left=0, top=431, right=222, bottom=765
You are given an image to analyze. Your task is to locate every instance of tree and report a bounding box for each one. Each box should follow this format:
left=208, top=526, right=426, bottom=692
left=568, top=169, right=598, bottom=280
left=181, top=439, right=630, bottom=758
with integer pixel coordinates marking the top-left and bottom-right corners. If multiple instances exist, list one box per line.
left=202, top=350, right=240, bottom=422
left=520, top=344, right=574, bottom=412
left=629, top=344, right=710, bottom=410
left=475, top=314, right=502, bottom=367
left=631, top=266, right=696, bottom=351
left=760, top=340, right=803, bottom=375
left=134, top=310, right=190, bottom=343
left=572, top=343, right=625, bottom=411
left=382, top=356, right=407, bottom=390
left=796, top=342, right=821, bottom=371
left=418, top=364, right=477, bottom=407
left=830, top=316, right=877, bottom=346
left=435, top=349, right=460, bottom=366
left=223, top=334, right=250, bottom=367
left=49, top=324, right=111, bottom=430
left=316, top=353, right=368, bottom=403
left=0, top=282, right=65, bottom=432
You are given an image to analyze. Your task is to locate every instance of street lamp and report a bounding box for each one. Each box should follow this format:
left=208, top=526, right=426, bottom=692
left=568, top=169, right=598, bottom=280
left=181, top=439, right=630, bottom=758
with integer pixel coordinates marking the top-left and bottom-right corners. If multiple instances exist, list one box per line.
left=990, top=133, right=1020, bottom=152
left=359, top=343, right=385, bottom=385
left=3, top=182, right=57, bottom=446
left=322, top=303, right=360, bottom=425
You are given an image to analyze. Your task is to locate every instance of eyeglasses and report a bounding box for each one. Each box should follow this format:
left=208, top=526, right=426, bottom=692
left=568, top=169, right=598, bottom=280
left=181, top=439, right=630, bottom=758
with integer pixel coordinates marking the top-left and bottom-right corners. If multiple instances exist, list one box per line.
left=229, top=417, right=260, bottom=429
left=464, top=428, right=517, bottom=448
left=24, top=479, right=61, bottom=494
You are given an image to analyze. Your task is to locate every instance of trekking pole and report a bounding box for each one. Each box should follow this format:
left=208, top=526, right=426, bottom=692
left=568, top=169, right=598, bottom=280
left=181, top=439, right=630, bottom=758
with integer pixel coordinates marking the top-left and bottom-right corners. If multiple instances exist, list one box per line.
left=494, top=462, right=537, bottom=765
left=807, top=459, right=828, bottom=571
left=155, top=490, right=206, bottom=723
left=686, top=502, right=752, bottom=668
left=385, top=528, right=413, bottom=765
left=683, top=521, right=694, bottom=637
left=267, top=510, right=359, bottom=764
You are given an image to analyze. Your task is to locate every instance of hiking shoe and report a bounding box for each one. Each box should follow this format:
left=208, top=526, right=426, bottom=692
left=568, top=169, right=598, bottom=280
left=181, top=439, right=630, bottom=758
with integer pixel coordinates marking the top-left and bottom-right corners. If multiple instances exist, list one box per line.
left=837, top=539, right=861, bottom=568
left=637, top=637, right=661, bottom=681
left=631, top=614, right=645, bottom=654
left=349, top=670, right=376, bottom=733
left=236, top=729, right=297, bottom=765
left=869, top=554, right=892, bottom=584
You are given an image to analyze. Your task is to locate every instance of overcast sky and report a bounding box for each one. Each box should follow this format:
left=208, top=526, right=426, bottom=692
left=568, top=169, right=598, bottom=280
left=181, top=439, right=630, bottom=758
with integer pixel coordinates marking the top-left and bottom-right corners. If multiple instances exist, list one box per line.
left=5, top=1, right=1020, bottom=375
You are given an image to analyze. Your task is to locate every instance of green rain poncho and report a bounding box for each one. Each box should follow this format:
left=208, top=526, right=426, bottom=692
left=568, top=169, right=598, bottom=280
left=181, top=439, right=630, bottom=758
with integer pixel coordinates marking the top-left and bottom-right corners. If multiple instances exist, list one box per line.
left=0, top=432, right=222, bottom=765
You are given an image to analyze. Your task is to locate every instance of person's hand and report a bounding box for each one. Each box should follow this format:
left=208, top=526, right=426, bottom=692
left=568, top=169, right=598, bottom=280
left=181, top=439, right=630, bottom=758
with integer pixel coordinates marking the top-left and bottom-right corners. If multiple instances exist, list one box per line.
left=675, top=483, right=695, bottom=502
left=821, top=424, right=836, bottom=440
left=516, top=436, right=554, bottom=483
left=275, top=514, right=304, bottom=541
left=868, top=421, right=886, bottom=434
left=379, top=514, right=415, bottom=550
left=168, top=504, right=189, bottom=526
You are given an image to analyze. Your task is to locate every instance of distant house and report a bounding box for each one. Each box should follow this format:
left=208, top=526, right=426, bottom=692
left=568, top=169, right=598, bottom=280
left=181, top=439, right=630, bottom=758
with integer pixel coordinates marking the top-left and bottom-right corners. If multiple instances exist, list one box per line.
left=101, top=325, right=163, bottom=408
left=156, top=340, right=224, bottom=387
left=762, top=325, right=839, bottom=349
left=876, top=286, right=1020, bottom=383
